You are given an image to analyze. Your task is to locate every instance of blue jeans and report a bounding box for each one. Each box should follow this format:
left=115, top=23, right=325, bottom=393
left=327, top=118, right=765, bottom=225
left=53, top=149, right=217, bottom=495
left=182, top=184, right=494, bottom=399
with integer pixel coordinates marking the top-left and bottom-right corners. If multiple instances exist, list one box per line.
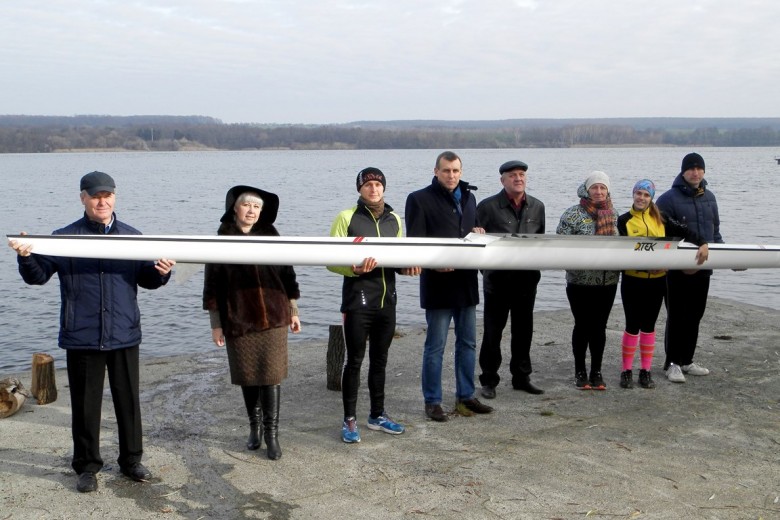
left=422, top=306, right=477, bottom=404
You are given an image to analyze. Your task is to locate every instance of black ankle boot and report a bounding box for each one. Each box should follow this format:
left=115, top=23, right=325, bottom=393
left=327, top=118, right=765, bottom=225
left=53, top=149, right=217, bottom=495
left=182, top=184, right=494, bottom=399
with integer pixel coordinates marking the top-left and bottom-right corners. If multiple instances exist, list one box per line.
left=260, top=385, right=282, bottom=460
left=241, top=386, right=262, bottom=450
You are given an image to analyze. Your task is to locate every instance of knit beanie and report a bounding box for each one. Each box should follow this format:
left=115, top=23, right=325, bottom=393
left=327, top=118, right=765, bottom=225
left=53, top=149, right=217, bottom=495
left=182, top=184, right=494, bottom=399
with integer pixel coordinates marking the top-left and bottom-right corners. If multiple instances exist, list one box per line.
left=356, top=167, right=386, bottom=192
left=633, top=179, right=656, bottom=199
left=585, top=171, right=611, bottom=192
left=681, top=152, right=705, bottom=173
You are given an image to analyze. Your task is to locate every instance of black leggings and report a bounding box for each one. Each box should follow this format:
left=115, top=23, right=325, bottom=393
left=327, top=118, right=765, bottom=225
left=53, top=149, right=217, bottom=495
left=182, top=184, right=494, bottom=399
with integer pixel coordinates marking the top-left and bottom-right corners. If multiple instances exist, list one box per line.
left=566, top=284, right=617, bottom=374
left=341, top=306, right=396, bottom=419
left=621, top=275, right=666, bottom=334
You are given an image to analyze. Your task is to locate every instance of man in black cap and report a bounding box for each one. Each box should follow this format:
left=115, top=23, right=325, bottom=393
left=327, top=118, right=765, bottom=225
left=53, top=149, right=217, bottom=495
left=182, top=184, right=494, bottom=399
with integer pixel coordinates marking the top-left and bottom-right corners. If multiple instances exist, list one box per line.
left=8, top=171, right=175, bottom=493
left=477, top=160, right=546, bottom=398
left=656, top=153, right=722, bottom=384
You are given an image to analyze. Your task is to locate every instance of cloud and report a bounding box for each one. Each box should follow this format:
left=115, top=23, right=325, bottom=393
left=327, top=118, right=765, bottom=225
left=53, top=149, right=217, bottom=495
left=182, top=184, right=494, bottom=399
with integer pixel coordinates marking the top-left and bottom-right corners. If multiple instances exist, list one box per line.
left=1, top=0, right=779, bottom=123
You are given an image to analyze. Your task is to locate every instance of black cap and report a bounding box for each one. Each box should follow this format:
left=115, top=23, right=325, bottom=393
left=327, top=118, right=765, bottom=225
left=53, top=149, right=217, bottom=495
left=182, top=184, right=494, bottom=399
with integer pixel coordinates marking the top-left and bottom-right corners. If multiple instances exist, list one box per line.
left=681, top=153, right=705, bottom=174
left=80, top=171, right=116, bottom=195
left=499, top=160, right=528, bottom=174
left=220, top=185, right=279, bottom=225
left=356, top=167, right=387, bottom=192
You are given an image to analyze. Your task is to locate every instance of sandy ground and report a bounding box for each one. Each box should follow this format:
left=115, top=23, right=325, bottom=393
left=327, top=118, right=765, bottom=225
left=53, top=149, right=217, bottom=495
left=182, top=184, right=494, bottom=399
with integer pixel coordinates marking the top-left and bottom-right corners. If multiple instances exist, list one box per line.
left=1, top=297, right=779, bottom=520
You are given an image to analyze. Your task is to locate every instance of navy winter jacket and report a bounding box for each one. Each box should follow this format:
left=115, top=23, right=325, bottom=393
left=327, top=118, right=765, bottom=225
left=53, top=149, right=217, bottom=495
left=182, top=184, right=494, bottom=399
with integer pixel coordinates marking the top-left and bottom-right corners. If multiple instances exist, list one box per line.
left=17, top=214, right=170, bottom=350
left=405, top=177, right=480, bottom=309
left=656, top=174, right=723, bottom=277
left=656, top=174, right=723, bottom=245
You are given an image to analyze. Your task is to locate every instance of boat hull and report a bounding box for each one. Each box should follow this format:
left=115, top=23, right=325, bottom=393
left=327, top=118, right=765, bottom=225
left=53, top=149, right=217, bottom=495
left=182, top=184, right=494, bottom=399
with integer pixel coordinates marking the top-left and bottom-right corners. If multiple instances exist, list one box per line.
left=7, top=233, right=780, bottom=270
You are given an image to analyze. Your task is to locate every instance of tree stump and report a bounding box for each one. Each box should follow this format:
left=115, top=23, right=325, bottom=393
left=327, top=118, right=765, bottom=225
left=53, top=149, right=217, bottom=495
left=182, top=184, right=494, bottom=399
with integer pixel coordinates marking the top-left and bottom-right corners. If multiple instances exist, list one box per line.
left=31, top=353, right=58, bottom=405
left=326, top=325, right=346, bottom=391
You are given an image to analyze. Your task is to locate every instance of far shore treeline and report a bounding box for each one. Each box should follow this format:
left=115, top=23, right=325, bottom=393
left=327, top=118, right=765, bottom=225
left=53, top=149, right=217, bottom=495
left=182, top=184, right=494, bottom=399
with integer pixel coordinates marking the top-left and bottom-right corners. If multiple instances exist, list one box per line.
left=2, top=115, right=780, bottom=153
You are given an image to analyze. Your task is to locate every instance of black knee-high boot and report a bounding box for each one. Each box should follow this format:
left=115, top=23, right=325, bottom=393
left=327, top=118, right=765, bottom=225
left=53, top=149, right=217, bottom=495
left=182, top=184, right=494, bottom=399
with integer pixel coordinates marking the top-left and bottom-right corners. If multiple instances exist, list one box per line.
left=260, top=384, right=281, bottom=460
left=241, top=386, right=262, bottom=451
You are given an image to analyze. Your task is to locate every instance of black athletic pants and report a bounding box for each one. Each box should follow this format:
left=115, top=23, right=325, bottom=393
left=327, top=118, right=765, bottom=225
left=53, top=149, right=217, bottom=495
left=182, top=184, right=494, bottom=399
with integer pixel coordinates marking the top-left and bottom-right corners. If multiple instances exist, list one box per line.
left=67, top=346, right=142, bottom=475
left=341, top=306, right=396, bottom=419
left=664, top=270, right=710, bottom=369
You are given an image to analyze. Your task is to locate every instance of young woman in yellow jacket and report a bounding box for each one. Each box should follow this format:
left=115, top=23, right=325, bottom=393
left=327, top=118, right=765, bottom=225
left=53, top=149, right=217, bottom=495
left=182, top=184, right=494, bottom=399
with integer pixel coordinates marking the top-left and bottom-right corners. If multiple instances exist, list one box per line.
left=616, top=179, right=705, bottom=389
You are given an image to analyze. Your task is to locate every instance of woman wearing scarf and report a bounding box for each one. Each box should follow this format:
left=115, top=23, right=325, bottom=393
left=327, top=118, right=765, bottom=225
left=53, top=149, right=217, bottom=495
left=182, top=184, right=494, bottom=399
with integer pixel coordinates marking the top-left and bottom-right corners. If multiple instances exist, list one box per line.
left=203, top=185, right=301, bottom=460
left=328, top=167, right=420, bottom=443
left=556, top=171, right=619, bottom=390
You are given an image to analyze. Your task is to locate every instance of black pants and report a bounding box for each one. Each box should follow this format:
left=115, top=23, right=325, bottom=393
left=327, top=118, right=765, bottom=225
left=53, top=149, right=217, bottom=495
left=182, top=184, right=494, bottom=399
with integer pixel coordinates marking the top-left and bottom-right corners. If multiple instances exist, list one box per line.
left=664, top=270, right=710, bottom=368
left=67, top=346, right=142, bottom=474
left=341, top=306, right=396, bottom=419
left=478, top=286, right=538, bottom=389
left=566, top=284, right=617, bottom=374
left=621, top=275, right=666, bottom=334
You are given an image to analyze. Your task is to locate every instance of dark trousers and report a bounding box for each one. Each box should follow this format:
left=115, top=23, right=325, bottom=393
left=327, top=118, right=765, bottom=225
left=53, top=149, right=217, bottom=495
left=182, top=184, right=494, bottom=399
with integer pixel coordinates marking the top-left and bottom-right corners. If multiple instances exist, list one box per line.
left=478, top=286, right=538, bottom=389
left=664, top=270, right=710, bottom=368
left=621, top=275, right=667, bottom=334
left=566, top=284, right=617, bottom=374
left=341, top=306, right=396, bottom=419
left=66, top=346, right=142, bottom=474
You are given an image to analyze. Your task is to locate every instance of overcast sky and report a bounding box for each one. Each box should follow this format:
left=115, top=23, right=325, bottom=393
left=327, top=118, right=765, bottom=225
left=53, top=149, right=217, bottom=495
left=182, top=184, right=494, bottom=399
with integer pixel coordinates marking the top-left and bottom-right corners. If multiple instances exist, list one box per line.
left=2, top=1, right=778, bottom=124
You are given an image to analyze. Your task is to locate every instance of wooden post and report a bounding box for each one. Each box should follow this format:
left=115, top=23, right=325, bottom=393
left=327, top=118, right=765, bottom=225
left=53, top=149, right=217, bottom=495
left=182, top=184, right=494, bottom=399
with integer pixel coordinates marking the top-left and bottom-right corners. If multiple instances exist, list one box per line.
left=326, top=325, right=345, bottom=391
left=31, top=353, right=58, bottom=405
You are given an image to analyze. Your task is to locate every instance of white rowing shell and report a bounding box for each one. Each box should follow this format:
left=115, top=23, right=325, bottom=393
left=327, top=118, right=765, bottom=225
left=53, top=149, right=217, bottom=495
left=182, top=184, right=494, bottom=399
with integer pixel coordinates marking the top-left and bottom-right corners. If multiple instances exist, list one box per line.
left=7, top=233, right=780, bottom=270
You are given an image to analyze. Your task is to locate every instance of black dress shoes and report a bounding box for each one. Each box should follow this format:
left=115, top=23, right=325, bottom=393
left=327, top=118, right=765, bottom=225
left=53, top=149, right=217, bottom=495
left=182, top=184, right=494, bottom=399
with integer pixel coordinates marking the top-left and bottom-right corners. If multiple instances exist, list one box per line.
left=513, top=379, right=545, bottom=395
left=120, top=462, right=152, bottom=482
left=76, top=471, right=98, bottom=493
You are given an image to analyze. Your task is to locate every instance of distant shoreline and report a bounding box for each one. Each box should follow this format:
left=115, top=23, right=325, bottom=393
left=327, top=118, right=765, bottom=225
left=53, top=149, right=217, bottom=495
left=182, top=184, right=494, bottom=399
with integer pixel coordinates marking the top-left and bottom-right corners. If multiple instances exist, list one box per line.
left=4, top=115, right=780, bottom=153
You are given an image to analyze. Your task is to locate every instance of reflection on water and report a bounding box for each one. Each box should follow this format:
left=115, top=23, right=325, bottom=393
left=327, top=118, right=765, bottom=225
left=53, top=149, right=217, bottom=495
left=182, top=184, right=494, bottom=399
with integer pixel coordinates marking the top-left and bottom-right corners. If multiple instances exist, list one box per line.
left=2, top=148, right=778, bottom=372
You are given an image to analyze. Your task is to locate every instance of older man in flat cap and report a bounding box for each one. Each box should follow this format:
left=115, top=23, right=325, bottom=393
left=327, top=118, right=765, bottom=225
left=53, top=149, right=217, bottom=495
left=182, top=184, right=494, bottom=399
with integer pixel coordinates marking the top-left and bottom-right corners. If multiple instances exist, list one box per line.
left=476, top=160, right=546, bottom=399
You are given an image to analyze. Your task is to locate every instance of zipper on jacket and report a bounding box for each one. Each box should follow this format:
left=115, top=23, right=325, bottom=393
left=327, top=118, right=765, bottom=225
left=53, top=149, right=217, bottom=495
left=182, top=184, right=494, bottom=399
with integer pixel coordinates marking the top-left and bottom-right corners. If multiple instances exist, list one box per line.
left=370, top=210, right=388, bottom=309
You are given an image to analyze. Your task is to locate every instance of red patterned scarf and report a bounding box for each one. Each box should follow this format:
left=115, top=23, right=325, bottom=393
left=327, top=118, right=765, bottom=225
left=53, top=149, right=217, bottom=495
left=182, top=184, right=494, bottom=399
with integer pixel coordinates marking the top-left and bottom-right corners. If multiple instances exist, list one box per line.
left=580, top=197, right=616, bottom=236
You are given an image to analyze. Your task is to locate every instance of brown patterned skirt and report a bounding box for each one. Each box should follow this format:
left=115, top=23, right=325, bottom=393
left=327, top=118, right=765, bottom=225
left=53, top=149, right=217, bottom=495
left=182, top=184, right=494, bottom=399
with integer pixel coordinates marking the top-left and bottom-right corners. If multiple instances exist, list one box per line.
left=225, top=326, right=288, bottom=386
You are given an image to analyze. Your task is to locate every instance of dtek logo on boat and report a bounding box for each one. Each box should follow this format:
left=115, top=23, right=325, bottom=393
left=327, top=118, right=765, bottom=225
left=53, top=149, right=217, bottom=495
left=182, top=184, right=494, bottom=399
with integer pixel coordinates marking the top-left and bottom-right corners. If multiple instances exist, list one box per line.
left=634, top=242, right=657, bottom=251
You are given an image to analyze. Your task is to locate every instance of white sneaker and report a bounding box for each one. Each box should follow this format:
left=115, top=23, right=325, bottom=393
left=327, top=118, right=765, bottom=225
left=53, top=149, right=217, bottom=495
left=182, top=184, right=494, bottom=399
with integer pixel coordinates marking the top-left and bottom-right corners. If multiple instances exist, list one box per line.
left=682, top=362, right=710, bottom=376
left=666, top=363, right=686, bottom=383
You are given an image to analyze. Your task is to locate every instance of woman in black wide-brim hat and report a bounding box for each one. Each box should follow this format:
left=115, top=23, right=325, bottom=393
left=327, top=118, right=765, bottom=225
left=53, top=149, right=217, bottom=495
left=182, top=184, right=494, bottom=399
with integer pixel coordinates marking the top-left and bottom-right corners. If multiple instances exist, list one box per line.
left=203, top=185, right=301, bottom=460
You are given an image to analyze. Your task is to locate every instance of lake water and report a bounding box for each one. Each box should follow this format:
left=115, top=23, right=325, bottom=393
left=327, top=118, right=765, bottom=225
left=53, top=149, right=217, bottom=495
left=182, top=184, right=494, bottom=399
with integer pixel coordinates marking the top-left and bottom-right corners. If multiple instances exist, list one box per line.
left=2, top=147, right=779, bottom=373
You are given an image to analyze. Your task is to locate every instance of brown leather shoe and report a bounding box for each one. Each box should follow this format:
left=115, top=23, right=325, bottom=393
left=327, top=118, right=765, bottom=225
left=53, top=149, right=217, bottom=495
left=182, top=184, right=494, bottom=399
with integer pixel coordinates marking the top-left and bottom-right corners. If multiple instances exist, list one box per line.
left=457, top=398, right=494, bottom=414
left=424, top=404, right=448, bottom=422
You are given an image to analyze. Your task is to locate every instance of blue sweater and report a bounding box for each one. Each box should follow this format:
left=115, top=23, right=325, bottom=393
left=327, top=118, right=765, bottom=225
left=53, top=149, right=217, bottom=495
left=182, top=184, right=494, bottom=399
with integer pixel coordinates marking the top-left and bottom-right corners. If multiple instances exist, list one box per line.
left=17, top=214, right=170, bottom=350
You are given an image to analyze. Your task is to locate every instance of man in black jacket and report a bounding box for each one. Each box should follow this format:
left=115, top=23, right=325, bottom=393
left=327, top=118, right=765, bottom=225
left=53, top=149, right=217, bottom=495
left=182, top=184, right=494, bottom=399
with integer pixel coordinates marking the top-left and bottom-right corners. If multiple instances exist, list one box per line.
left=405, top=151, right=493, bottom=422
left=476, top=160, right=546, bottom=399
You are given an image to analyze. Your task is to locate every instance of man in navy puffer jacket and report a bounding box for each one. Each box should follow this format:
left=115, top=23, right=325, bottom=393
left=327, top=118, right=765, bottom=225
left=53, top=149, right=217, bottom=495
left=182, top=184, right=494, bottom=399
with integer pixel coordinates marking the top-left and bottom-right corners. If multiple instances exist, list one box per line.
left=656, top=153, right=722, bottom=384
left=9, top=171, right=175, bottom=493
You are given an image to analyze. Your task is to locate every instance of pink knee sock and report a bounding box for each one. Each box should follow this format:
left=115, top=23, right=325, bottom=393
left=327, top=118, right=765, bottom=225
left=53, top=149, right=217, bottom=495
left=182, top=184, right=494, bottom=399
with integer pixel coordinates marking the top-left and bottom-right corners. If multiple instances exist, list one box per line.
left=639, top=331, right=655, bottom=371
left=621, top=331, right=639, bottom=371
